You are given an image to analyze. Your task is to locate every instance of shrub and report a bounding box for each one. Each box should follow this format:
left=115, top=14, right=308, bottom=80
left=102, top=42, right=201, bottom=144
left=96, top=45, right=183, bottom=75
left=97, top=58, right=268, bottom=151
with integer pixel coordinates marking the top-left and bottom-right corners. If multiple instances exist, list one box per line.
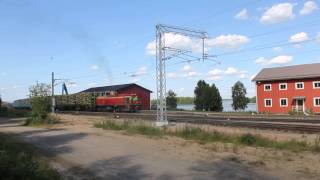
left=239, top=133, right=257, bottom=145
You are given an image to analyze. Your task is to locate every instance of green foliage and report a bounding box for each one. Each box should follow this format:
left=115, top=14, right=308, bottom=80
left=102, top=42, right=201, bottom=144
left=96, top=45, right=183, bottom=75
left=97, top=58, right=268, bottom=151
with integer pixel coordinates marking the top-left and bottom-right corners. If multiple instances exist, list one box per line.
left=231, top=81, right=249, bottom=111
left=194, top=80, right=223, bottom=111
left=176, top=97, right=194, bottom=104
left=288, top=110, right=304, bottom=116
left=0, top=134, right=61, bottom=180
left=239, top=133, right=257, bottom=145
left=166, top=90, right=177, bottom=109
left=249, top=96, right=256, bottom=103
left=26, top=82, right=52, bottom=126
left=30, top=96, right=51, bottom=120
left=95, top=120, right=164, bottom=137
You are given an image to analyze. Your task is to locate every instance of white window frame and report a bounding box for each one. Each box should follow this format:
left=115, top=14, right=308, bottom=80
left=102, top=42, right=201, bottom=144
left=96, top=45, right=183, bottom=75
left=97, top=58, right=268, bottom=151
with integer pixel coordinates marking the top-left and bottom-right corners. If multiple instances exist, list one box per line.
left=264, top=99, right=272, bottom=107
left=295, top=82, right=304, bottom=90
left=314, top=97, right=320, bottom=107
left=264, top=84, right=272, bottom=91
left=279, top=83, right=287, bottom=90
left=279, top=98, right=288, bottom=107
left=313, top=81, right=320, bottom=89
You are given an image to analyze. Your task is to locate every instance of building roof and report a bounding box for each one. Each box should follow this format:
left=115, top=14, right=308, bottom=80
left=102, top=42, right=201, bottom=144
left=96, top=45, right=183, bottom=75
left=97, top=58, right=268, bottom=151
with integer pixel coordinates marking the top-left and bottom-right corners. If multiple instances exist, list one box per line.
left=252, top=63, right=320, bottom=82
left=79, top=83, right=152, bottom=93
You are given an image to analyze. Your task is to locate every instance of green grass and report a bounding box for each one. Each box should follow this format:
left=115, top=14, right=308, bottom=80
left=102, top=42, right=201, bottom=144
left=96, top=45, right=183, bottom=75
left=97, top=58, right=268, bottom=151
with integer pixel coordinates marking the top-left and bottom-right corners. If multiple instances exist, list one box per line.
left=95, top=119, right=320, bottom=153
left=0, top=133, right=61, bottom=180
left=95, top=120, right=164, bottom=137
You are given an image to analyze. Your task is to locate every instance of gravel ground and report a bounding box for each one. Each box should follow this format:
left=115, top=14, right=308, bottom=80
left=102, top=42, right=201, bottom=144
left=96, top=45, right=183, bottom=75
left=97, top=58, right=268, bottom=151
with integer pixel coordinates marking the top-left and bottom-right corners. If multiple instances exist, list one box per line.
left=1, top=116, right=319, bottom=180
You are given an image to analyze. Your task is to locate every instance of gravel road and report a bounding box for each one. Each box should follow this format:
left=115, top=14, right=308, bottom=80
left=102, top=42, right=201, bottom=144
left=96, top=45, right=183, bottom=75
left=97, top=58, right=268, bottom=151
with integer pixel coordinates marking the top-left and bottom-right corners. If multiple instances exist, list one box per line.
left=0, top=117, right=305, bottom=180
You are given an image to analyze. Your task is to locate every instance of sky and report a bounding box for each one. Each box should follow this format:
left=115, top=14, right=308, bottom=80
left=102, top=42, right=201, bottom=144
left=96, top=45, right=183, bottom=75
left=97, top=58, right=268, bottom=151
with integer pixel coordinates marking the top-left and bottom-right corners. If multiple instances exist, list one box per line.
left=0, top=0, right=320, bottom=102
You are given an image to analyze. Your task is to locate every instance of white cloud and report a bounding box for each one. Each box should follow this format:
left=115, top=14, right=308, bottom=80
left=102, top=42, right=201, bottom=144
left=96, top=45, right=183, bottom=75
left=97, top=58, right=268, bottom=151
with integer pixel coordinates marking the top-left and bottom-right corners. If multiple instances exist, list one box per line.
left=225, top=67, right=238, bottom=75
left=183, top=71, right=200, bottom=78
left=255, top=55, right=293, bottom=65
left=130, top=66, right=147, bottom=77
left=146, top=33, right=249, bottom=55
left=300, top=1, right=318, bottom=15
left=167, top=72, right=180, bottom=79
left=260, top=3, right=294, bottom=24
left=207, top=67, right=247, bottom=80
left=289, top=32, right=309, bottom=43
left=273, top=47, right=282, bottom=52
left=234, top=9, right=249, bottom=20
left=90, top=65, right=99, bottom=70
left=145, top=33, right=202, bottom=55
left=168, top=64, right=201, bottom=79
left=131, top=78, right=140, bottom=83
left=207, top=34, right=249, bottom=49
left=146, top=41, right=156, bottom=55
left=317, top=32, right=320, bottom=43
left=88, top=82, right=97, bottom=87
left=182, top=64, right=192, bottom=72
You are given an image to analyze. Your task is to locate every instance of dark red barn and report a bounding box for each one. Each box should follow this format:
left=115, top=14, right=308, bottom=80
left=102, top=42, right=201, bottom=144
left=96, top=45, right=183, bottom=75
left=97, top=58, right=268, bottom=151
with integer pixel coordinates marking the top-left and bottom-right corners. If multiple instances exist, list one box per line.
left=80, top=83, right=152, bottom=110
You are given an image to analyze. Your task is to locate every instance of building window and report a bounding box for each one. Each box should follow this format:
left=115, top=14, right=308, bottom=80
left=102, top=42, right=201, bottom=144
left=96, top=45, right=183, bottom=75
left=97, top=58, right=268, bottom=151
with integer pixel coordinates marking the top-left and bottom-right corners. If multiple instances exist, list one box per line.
left=280, top=98, right=288, bottom=107
left=314, top=97, right=320, bottom=107
left=279, top=83, right=287, bottom=90
left=264, top=99, right=272, bottom=107
left=313, top=81, right=320, bottom=89
left=295, top=82, right=304, bottom=89
left=264, top=84, right=272, bottom=91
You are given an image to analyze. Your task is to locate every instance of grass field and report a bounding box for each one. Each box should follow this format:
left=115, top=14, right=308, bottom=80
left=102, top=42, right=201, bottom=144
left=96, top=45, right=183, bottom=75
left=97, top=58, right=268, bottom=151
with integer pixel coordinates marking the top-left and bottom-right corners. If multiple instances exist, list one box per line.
left=95, top=119, right=320, bottom=153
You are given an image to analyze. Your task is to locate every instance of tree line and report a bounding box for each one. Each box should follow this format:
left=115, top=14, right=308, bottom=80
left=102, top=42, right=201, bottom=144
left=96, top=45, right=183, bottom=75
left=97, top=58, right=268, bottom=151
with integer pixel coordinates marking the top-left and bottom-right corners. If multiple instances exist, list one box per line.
left=165, top=80, right=250, bottom=112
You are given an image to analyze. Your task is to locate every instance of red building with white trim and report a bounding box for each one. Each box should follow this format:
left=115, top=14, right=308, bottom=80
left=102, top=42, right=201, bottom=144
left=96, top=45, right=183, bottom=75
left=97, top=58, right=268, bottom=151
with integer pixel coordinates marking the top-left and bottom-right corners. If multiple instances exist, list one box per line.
left=253, top=63, right=320, bottom=114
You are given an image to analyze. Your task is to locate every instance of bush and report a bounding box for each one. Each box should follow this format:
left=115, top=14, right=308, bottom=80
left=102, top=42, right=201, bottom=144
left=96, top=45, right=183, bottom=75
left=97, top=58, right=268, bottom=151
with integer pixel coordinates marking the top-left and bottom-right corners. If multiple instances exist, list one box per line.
left=24, top=114, right=60, bottom=126
left=239, top=133, right=257, bottom=145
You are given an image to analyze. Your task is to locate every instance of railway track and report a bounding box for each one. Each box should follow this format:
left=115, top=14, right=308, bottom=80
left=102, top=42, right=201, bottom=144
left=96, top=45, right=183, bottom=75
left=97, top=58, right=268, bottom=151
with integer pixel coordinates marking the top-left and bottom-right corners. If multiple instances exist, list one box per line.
left=59, top=111, right=320, bottom=133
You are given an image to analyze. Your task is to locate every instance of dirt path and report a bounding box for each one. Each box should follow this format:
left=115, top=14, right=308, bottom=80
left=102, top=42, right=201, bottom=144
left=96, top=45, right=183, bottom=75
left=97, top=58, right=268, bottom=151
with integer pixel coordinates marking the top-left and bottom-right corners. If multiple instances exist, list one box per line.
left=0, top=117, right=319, bottom=180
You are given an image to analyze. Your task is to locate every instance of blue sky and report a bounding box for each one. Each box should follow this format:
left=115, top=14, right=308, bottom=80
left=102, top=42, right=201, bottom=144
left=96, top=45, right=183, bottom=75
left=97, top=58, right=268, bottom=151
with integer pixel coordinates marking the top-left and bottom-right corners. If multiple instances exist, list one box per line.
left=0, top=0, right=320, bottom=102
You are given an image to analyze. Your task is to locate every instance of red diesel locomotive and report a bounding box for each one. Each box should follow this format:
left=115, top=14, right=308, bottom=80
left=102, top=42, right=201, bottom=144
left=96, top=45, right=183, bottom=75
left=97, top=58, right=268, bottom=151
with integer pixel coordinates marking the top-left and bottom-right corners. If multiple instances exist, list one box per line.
left=95, top=94, right=141, bottom=112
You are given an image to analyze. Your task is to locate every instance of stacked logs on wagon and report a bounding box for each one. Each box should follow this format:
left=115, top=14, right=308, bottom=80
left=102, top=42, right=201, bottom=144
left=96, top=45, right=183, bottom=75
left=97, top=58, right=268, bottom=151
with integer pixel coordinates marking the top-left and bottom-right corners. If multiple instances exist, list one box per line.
left=55, top=93, right=97, bottom=111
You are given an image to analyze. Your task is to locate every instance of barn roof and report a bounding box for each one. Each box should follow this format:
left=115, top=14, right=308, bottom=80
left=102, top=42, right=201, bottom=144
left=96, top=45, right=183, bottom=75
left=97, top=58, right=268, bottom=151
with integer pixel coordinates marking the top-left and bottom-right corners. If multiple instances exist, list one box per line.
left=252, top=63, right=320, bottom=82
left=79, top=83, right=152, bottom=93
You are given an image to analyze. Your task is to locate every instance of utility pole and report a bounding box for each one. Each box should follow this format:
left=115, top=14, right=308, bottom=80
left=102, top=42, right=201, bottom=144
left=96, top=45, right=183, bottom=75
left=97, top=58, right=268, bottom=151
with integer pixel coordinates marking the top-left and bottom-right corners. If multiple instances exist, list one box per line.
left=51, top=72, right=55, bottom=113
left=155, top=24, right=208, bottom=126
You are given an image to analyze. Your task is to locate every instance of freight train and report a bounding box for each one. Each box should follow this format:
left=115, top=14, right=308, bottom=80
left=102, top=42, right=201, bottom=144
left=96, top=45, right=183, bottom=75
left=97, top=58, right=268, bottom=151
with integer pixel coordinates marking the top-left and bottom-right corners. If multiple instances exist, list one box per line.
left=13, top=93, right=142, bottom=112
left=56, top=93, right=142, bottom=112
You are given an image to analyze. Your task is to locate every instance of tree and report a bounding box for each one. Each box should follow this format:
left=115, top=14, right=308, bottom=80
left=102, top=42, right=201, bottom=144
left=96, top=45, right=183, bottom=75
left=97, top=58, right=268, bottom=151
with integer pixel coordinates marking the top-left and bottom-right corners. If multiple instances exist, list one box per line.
left=231, top=81, right=249, bottom=111
left=166, top=90, right=177, bottom=109
left=28, top=82, right=51, bottom=122
left=208, top=83, right=223, bottom=112
left=194, top=80, right=210, bottom=111
left=194, top=80, right=223, bottom=112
